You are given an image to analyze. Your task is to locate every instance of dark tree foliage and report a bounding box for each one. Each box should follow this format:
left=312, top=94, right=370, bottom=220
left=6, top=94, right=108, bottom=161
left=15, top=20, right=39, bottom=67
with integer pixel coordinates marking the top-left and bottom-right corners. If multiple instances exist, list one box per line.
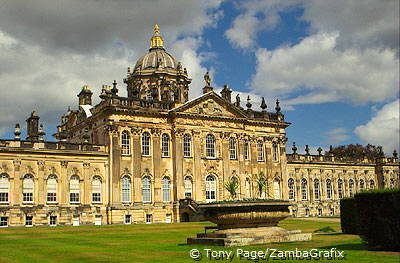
left=326, top=144, right=384, bottom=159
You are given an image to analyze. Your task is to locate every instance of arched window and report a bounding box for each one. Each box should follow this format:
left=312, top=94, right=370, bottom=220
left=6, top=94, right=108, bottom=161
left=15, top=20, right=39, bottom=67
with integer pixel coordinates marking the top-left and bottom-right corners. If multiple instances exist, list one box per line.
left=326, top=179, right=332, bottom=199
left=301, top=179, right=308, bottom=200
left=288, top=178, right=295, bottom=200
left=162, top=177, right=170, bottom=202
left=359, top=179, right=365, bottom=191
left=349, top=179, right=354, bottom=197
left=184, top=176, right=193, bottom=199
left=338, top=179, right=343, bottom=199
left=121, top=130, right=130, bottom=155
left=161, top=134, right=170, bottom=157
left=183, top=134, right=192, bottom=157
left=244, top=140, right=249, bottom=160
left=0, top=174, right=10, bottom=203
left=245, top=178, right=252, bottom=198
left=229, top=138, right=237, bottom=160
left=121, top=176, right=131, bottom=203
left=314, top=179, right=320, bottom=200
left=142, top=132, right=151, bottom=156
left=205, top=134, right=216, bottom=158
left=142, top=176, right=152, bottom=203
left=69, top=175, right=80, bottom=204
left=92, top=176, right=102, bottom=203
left=46, top=175, right=57, bottom=203
left=205, top=175, right=217, bottom=202
left=23, top=174, right=34, bottom=203
left=273, top=178, right=281, bottom=199
left=273, top=143, right=279, bottom=162
left=369, top=179, right=375, bottom=190
left=257, top=140, right=264, bottom=161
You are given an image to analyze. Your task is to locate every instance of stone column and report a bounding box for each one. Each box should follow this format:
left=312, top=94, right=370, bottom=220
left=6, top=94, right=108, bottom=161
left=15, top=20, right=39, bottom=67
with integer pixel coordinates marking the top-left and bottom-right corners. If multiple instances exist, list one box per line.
left=172, top=129, right=184, bottom=200
left=193, top=131, right=202, bottom=201
left=152, top=128, right=161, bottom=203
left=221, top=132, right=230, bottom=201
left=37, top=160, right=45, bottom=205
left=60, top=161, right=68, bottom=205
left=131, top=127, right=142, bottom=202
left=13, top=159, right=22, bottom=205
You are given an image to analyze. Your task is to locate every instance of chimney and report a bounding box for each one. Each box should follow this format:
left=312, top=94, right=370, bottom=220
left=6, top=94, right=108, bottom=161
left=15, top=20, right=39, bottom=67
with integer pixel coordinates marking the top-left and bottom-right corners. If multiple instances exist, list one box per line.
left=26, top=111, right=40, bottom=141
left=220, top=84, right=232, bottom=102
left=78, top=85, right=93, bottom=105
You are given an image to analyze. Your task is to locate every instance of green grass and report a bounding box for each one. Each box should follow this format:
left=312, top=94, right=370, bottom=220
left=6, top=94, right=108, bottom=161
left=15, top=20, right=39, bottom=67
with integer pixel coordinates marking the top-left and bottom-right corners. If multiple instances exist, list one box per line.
left=0, top=219, right=399, bottom=263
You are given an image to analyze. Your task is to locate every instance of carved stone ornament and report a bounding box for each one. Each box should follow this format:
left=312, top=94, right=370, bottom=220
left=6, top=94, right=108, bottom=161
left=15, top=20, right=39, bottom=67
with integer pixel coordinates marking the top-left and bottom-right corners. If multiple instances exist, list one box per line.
left=13, top=159, right=21, bottom=171
left=61, top=161, right=68, bottom=168
left=48, top=166, right=57, bottom=175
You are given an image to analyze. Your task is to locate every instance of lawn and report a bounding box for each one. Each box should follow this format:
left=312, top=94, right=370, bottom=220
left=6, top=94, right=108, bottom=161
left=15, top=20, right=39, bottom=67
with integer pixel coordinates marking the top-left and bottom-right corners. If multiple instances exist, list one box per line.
left=0, top=218, right=399, bottom=263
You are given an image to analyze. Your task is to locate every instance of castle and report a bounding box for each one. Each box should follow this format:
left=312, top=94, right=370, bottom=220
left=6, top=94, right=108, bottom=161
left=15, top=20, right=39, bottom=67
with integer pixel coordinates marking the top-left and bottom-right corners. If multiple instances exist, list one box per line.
left=0, top=25, right=398, bottom=227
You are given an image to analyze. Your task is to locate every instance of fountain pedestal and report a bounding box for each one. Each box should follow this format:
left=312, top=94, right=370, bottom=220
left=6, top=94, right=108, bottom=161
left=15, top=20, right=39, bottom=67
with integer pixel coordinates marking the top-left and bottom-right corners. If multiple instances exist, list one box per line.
left=187, top=201, right=312, bottom=247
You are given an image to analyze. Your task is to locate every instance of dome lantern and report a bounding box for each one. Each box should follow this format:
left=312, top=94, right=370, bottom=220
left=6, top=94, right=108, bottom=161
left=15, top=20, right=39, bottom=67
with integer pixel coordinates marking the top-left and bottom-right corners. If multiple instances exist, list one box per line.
left=150, top=24, right=164, bottom=49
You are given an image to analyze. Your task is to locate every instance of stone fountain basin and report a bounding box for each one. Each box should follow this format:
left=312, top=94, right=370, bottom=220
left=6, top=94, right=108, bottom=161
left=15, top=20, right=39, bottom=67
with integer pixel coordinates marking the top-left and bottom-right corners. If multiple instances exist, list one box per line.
left=199, top=201, right=290, bottom=230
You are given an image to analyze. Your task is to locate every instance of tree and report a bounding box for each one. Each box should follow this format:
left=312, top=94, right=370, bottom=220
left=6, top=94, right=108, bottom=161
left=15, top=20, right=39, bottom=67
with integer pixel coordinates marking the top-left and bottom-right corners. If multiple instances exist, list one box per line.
left=224, top=177, right=239, bottom=200
left=326, top=144, right=384, bottom=160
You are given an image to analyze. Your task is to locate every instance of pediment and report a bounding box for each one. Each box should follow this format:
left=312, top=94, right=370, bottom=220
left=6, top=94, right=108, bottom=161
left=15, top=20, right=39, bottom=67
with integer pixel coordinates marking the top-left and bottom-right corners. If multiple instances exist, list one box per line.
left=171, top=92, right=247, bottom=119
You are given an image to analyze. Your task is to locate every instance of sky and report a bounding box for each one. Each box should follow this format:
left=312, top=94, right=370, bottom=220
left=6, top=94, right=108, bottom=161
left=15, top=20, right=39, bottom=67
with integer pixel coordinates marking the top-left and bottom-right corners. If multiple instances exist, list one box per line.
left=0, top=0, right=399, bottom=155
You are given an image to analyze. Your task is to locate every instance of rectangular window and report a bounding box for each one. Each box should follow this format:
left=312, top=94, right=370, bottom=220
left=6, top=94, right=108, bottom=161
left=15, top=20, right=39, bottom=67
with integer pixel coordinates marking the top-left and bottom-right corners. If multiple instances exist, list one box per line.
left=229, top=138, right=237, bottom=160
left=318, top=208, right=322, bottom=217
left=0, top=217, right=8, bottom=227
left=50, top=216, right=57, bottom=226
left=257, top=141, right=264, bottom=161
left=244, top=141, right=249, bottom=160
left=273, top=144, right=280, bottom=162
left=166, top=214, right=172, bottom=223
left=125, top=215, right=132, bottom=224
left=305, top=208, right=310, bottom=217
left=47, top=193, right=57, bottom=203
left=25, top=216, right=33, bottom=227
left=161, top=134, right=169, bottom=157
left=183, top=135, right=191, bottom=157
left=95, top=215, right=102, bottom=226
left=73, top=216, right=80, bottom=226
left=0, top=192, right=8, bottom=203
left=70, top=193, right=80, bottom=204
left=23, top=193, right=33, bottom=203
left=146, top=214, right=152, bottom=224
left=92, top=193, right=101, bottom=203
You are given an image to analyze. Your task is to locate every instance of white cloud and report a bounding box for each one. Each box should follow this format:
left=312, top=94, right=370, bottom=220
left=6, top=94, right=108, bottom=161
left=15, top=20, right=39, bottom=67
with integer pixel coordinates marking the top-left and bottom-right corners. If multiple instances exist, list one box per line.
left=225, top=0, right=296, bottom=49
left=250, top=33, right=398, bottom=105
left=324, top=128, right=350, bottom=144
left=355, top=99, right=400, bottom=153
left=0, top=1, right=223, bottom=138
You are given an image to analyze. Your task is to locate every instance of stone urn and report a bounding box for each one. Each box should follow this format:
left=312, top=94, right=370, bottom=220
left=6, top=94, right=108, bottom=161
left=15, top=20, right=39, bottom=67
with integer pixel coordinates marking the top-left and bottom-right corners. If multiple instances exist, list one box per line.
left=201, top=201, right=290, bottom=230
left=187, top=200, right=312, bottom=246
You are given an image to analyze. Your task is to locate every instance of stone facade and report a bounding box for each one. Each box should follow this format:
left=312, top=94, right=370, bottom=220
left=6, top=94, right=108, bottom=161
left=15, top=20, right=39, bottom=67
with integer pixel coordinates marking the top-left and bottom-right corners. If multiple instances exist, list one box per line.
left=0, top=25, right=398, bottom=227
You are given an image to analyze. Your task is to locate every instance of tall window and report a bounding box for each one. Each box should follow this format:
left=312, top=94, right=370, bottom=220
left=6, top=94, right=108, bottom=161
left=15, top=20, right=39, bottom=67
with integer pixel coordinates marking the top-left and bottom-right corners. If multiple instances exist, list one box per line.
left=349, top=179, right=354, bottom=197
left=245, top=178, right=252, bottom=198
left=142, top=132, right=151, bottom=156
left=142, top=176, right=152, bottom=203
left=326, top=179, right=332, bottom=199
left=161, top=134, right=170, bottom=157
left=92, top=176, right=102, bottom=203
left=288, top=178, right=295, bottom=200
left=301, top=179, right=308, bottom=200
left=205, top=134, right=216, bottom=158
left=229, top=138, right=237, bottom=159
left=162, top=177, right=170, bottom=202
left=121, top=130, right=130, bottom=155
left=184, top=176, right=193, bottom=199
left=244, top=141, right=249, bottom=160
left=314, top=179, right=320, bottom=200
left=69, top=175, right=80, bottom=204
left=183, top=134, right=192, bottom=157
left=359, top=179, right=365, bottom=191
left=0, top=174, right=10, bottom=203
left=46, top=175, right=57, bottom=203
left=257, top=140, right=264, bottom=161
left=273, top=143, right=279, bottom=162
left=121, top=176, right=131, bottom=202
left=338, top=179, right=343, bottom=199
left=273, top=178, right=281, bottom=199
left=369, top=179, right=375, bottom=190
left=23, top=174, right=34, bottom=203
left=205, top=175, right=217, bottom=202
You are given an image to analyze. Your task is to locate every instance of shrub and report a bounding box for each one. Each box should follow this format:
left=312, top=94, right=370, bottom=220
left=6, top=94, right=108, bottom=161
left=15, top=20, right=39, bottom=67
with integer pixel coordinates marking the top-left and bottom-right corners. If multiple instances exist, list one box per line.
left=340, top=197, right=359, bottom=234
left=355, top=188, right=400, bottom=251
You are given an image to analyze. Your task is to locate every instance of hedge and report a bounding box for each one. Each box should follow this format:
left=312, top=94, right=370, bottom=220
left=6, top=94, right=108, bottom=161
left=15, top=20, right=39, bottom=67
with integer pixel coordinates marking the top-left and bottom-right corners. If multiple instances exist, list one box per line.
left=340, top=188, right=400, bottom=251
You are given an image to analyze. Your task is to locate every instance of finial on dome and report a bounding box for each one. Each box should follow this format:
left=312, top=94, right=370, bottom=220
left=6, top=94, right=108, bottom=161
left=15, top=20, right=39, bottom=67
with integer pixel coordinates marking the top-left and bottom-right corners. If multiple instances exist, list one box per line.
left=150, top=24, right=164, bottom=49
